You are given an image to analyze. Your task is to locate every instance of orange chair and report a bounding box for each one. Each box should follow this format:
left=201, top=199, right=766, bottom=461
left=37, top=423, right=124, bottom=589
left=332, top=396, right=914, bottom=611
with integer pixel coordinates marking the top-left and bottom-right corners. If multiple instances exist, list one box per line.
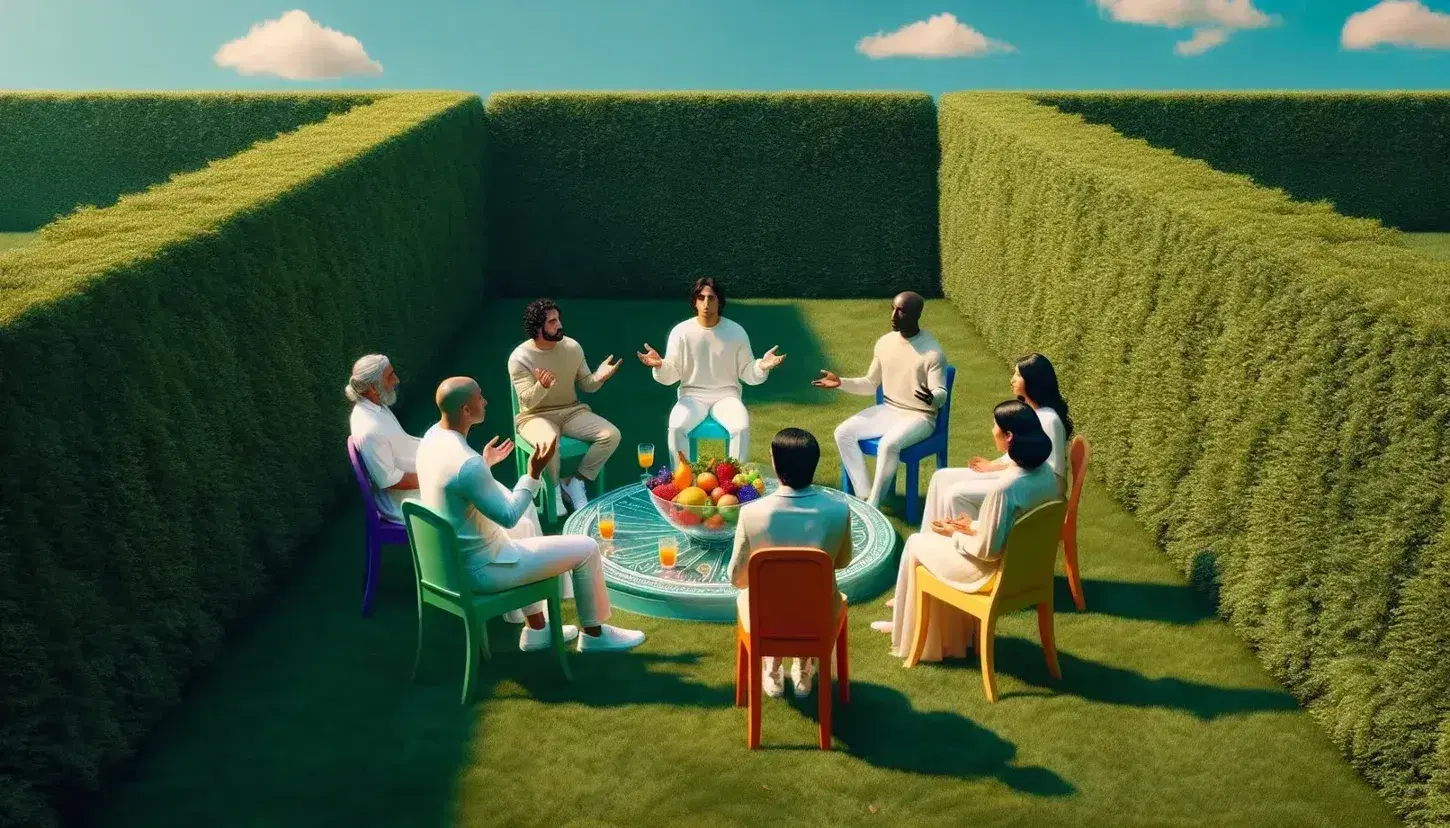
left=1061, top=435, right=1092, bottom=612
left=734, top=547, right=850, bottom=750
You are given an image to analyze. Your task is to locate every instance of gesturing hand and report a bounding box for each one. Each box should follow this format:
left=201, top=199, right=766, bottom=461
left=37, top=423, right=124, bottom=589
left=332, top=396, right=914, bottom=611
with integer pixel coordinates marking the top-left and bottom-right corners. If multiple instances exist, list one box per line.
left=914, top=383, right=934, bottom=406
left=760, top=346, right=786, bottom=371
left=968, top=456, right=991, bottom=473
left=930, top=519, right=956, bottom=538
left=597, top=355, right=622, bottom=381
left=534, top=368, right=556, bottom=389
left=812, top=369, right=841, bottom=389
left=637, top=343, right=663, bottom=368
left=527, top=437, right=559, bottom=479
left=482, top=436, right=514, bottom=467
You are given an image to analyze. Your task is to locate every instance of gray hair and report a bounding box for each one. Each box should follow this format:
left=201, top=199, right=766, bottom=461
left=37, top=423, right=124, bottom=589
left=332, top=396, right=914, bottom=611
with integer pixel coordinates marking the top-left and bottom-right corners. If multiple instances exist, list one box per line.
left=345, top=354, right=390, bottom=403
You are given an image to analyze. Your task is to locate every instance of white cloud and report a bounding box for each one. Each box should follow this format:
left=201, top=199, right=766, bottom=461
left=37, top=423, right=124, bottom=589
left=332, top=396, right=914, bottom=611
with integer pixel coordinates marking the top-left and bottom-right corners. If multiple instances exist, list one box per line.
left=856, top=13, right=1015, bottom=59
left=1095, top=0, right=1279, bottom=54
left=1176, top=27, right=1230, bottom=54
left=214, top=10, right=382, bottom=80
left=1343, top=1, right=1450, bottom=49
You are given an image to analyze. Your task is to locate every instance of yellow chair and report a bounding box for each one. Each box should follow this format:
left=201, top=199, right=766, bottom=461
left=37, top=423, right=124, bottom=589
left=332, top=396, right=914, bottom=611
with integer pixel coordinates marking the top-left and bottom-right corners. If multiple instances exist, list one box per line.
left=905, top=499, right=1069, bottom=702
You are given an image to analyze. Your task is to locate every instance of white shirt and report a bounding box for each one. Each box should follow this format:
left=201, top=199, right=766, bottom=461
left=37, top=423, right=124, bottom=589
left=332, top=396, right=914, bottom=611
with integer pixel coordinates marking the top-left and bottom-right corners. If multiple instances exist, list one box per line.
left=652, top=317, right=769, bottom=400
left=993, top=406, right=1069, bottom=489
left=414, top=423, right=542, bottom=568
left=349, top=399, right=420, bottom=523
left=952, top=461, right=1062, bottom=590
left=838, top=330, right=948, bottom=415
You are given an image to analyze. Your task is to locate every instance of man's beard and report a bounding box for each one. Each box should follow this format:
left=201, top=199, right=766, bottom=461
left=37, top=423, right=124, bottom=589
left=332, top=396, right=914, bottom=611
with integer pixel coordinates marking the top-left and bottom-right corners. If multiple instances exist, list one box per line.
left=543, top=328, right=565, bottom=342
left=380, top=386, right=398, bottom=406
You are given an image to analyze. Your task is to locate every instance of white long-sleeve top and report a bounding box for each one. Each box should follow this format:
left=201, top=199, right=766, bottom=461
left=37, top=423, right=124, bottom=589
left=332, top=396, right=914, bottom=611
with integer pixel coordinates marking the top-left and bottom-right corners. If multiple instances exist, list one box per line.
left=652, top=316, right=770, bottom=399
left=838, top=330, right=948, bottom=415
left=952, top=461, right=1062, bottom=583
left=991, top=405, right=1069, bottom=490
left=415, top=423, right=542, bottom=566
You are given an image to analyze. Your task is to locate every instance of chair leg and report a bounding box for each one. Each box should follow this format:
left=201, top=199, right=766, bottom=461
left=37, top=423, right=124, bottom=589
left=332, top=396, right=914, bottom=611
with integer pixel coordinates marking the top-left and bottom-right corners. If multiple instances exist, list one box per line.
left=817, top=649, right=833, bottom=751
left=735, top=639, right=748, bottom=707
left=836, top=624, right=851, bottom=704
left=410, top=601, right=426, bottom=685
left=462, top=616, right=479, bottom=706
left=979, top=615, right=998, bottom=703
left=361, top=537, right=381, bottom=617
left=905, top=461, right=921, bottom=524
left=1038, top=602, right=1061, bottom=680
left=748, top=653, right=763, bottom=749
left=839, top=468, right=852, bottom=495
left=906, top=588, right=932, bottom=667
left=1064, top=531, right=1086, bottom=612
left=547, top=591, right=573, bottom=681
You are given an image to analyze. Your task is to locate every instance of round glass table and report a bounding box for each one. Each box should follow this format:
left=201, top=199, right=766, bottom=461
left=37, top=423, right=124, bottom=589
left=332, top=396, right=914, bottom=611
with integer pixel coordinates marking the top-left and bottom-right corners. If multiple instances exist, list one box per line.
left=561, top=478, right=899, bottom=622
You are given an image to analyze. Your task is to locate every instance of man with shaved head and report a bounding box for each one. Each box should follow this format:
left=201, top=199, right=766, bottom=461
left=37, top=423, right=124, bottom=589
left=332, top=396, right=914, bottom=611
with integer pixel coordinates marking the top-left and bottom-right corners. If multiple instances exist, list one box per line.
left=414, top=376, right=646, bottom=653
left=346, top=353, right=420, bottom=524
left=814, top=292, right=948, bottom=508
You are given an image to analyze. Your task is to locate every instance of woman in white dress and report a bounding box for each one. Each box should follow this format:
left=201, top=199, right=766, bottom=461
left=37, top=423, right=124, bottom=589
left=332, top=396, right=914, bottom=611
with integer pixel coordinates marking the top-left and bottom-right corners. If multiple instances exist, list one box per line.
left=872, top=399, right=1062, bottom=661
left=920, top=353, right=1074, bottom=530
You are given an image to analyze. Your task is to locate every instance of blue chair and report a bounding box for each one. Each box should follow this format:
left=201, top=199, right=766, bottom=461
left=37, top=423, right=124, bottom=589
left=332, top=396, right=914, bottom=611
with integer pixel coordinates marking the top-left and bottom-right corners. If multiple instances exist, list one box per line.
left=839, top=365, right=956, bottom=524
left=689, top=416, right=731, bottom=462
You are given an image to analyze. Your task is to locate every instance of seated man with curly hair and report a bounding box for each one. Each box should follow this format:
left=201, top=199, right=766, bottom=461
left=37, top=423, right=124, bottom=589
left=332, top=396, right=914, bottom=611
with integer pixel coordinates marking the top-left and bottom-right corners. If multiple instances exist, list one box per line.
left=508, top=298, right=623, bottom=516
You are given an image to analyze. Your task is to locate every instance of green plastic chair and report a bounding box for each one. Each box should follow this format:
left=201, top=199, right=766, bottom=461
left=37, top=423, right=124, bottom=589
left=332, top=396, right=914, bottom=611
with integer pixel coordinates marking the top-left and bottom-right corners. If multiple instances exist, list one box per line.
left=508, top=384, right=608, bottom=525
left=400, top=498, right=572, bottom=704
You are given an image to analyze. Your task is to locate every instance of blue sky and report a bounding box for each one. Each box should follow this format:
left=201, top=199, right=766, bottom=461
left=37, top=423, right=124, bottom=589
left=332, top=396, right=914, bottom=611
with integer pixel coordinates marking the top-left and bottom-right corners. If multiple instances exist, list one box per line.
left=2, top=0, right=1449, bottom=94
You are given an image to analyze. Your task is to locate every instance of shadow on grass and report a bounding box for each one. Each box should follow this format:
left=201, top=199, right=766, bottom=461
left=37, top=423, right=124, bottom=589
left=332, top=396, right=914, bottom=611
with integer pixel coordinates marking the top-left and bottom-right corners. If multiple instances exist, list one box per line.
left=978, top=639, right=1300, bottom=719
left=817, top=682, right=1075, bottom=795
left=482, top=645, right=737, bottom=708
left=1055, top=577, right=1220, bottom=625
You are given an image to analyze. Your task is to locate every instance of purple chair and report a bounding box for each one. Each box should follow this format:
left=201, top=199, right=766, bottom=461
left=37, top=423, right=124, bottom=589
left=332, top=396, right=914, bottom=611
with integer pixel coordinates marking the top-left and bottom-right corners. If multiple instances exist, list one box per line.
left=348, top=436, right=411, bottom=617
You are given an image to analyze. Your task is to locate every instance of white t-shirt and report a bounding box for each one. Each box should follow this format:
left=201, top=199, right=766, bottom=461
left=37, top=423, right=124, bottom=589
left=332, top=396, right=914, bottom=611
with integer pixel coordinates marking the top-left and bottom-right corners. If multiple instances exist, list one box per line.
left=349, top=399, right=420, bottom=523
left=414, top=424, right=543, bottom=569
left=652, top=316, right=770, bottom=400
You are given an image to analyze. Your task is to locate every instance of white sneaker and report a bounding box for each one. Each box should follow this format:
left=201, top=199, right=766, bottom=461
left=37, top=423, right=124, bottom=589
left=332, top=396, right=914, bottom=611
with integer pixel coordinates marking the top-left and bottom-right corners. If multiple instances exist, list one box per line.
left=762, top=665, right=785, bottom=698
left=870, top=620, right=893, bottom=634
left=519, top=622, right=579, bottom=652
left=553, top=485, right=567, bottom=518
left=562, top=477, right=589, bottom=510
left=791, top=659, right=816, bottom=698
left=577, top=624, right=646, bottom=652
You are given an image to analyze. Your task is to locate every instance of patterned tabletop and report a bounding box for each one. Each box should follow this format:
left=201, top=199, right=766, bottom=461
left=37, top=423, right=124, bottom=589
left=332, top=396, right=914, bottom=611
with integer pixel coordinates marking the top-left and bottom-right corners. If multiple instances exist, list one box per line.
left=561, top=477, right=900, bottom=622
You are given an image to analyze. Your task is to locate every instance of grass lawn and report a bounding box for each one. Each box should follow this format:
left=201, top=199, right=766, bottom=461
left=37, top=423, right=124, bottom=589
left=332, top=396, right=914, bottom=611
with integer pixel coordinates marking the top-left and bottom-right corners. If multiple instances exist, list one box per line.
left=1405, top=232, right=1450, bottom=261
left=0, top=231, right=38, bottom=252
left=86, top=299, right=1400, bottom=828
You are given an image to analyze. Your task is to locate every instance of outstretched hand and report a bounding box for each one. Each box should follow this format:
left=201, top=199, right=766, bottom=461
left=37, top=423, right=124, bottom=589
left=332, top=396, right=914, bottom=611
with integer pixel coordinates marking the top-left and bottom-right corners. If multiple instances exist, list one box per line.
left=527, top=437, right=559, bottom=479
left=760, top=346, right=786, bottom=371
left=534, top=368, right=556, bottom=389
left=597, top=355, right=622, bottom=381
left=482, top=436, right=514, bottom=467
left=812, top=369, right=841, bottom=389
left=636, top=343, right=663, bottom=368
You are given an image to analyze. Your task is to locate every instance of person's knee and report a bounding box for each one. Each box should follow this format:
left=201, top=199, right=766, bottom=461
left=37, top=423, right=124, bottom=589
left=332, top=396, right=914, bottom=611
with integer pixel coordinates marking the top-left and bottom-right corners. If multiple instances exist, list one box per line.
left=598, top=423, right=621, bottom=448
left=834, top=419, right=855, bottom=445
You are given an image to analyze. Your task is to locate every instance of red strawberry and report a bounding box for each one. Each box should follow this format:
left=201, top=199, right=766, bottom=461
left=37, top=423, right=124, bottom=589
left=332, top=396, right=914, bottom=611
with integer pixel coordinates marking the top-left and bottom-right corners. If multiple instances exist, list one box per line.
left=715, top=462, right=738, bottom=482
left=721, top=481, right=740, bottom=496
left=651, top=483, right=680, bottom=501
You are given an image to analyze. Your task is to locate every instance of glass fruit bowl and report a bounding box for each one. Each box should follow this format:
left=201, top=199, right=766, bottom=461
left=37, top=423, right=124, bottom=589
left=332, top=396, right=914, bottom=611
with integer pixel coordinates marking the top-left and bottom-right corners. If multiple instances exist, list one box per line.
left=642, top=454, right=773, bottom=541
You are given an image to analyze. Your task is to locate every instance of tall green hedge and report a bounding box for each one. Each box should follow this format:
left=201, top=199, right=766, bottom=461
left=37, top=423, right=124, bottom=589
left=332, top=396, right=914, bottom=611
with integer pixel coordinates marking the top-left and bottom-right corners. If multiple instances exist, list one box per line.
left=1031, top=92, right=1450, bottom=232
left=0, top=92, right=488, bottom=828
left=0, top=92, right=380, bottom=230
left=938, top=92, right=1450, bottom=827
left=484, top=92, right=940, bottom=298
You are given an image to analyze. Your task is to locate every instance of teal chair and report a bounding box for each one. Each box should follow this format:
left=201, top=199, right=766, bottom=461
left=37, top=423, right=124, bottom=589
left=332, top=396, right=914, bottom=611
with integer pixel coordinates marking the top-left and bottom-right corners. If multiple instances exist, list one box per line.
left=509, top=385, right=608, bottom=525
left=689, top=415, right=731, bottom=462
left=401, top=498, right=572, bottom=705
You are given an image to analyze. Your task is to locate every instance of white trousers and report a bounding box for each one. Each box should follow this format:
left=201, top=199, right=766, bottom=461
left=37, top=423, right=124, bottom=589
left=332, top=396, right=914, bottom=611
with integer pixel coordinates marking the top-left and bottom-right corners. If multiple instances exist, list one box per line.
left=667, top=392, right=751, bottom=461
left=834, top=404, right=935, bottom=507
left=920, top=467, right=1002, bottom=531
left=474, top=507, right=608, bottom=626
left=887, top=531, right=994, bottom=663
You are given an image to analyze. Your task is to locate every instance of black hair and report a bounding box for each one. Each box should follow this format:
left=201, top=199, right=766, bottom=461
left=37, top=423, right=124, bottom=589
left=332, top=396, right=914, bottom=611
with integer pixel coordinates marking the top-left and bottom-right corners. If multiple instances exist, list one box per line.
left=1016, top=353, right=1074, bottom=439
left=690, top=277, right=727, bottom=313
left=522, top=298, right=560, bottom=340
left=770, top=427, right=819, bottom=489
left=994, top=399, right=1052, bottom=470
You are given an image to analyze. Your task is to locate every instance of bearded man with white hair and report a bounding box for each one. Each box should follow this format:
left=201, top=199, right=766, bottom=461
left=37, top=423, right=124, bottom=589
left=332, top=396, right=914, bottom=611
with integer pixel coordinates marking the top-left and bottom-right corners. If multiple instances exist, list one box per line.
left=347, top=354, right=421, bottom=524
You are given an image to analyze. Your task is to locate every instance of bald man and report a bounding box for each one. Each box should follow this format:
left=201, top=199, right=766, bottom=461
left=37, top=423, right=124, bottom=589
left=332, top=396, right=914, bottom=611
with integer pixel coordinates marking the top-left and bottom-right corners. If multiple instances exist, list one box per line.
left=814, top=293, right=948, bottom=508
left=346, top=353, right=419, bottom=524
left=414, top=377, right=646, bottom=653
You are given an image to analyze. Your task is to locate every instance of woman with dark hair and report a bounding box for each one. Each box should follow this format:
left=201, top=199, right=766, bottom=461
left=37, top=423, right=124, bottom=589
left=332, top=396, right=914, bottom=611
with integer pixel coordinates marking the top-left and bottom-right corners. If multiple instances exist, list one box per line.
left=873, top=400, right=1062, bottom=661
left=919, top=353, right=1072, bottom=533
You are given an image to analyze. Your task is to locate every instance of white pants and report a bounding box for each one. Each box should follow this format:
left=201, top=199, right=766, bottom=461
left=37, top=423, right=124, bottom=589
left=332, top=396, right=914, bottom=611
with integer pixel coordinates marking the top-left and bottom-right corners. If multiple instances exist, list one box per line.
left=474, top=508, right=607, bottom=626
left=887, top=531, right=994, bottom=662
left=835, top=404, right=935, bottom=507
left=920, top=467, right=1002, bottom=530
left=668, top=392, right=751, bottom=461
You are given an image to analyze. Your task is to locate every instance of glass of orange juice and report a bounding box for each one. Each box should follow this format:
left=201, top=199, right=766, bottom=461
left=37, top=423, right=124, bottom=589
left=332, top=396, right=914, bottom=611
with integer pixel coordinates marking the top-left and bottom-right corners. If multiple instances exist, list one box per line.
left=597, top=507, right=615, bottom=555
left=658, top=535, right=678, bottom=572
left=637, top=442, right=655, bottom=484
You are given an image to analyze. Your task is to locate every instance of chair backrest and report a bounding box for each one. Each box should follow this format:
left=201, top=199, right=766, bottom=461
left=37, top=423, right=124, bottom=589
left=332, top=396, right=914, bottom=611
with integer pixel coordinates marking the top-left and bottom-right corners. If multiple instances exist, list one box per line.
left=875, top=364, right=957, bottom=440
left=988, top=499, right=1069, bottom=612
left=1066, top=434, right=1091, bottom=521
left=745, top=547, right=837, bottom=642
left=401, top=498, right=468, bottom=601
left=346, top=436, right=384, bottom=531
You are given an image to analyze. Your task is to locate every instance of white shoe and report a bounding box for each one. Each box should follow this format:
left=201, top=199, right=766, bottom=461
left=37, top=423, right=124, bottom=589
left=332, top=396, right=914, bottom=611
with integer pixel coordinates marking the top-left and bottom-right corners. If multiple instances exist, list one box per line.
left=519, top=622, right=579, bottom=652
left=791, top=659, right=816, bottom=698
left=577, top=624, right=646, bottom=652
left=562, top=477, right=589, bottom=510
left=870, top=620, right=893, bottom=634
left=553, top=485, right=568, bottom=518
left=762, top=666, right=785, bottom=698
